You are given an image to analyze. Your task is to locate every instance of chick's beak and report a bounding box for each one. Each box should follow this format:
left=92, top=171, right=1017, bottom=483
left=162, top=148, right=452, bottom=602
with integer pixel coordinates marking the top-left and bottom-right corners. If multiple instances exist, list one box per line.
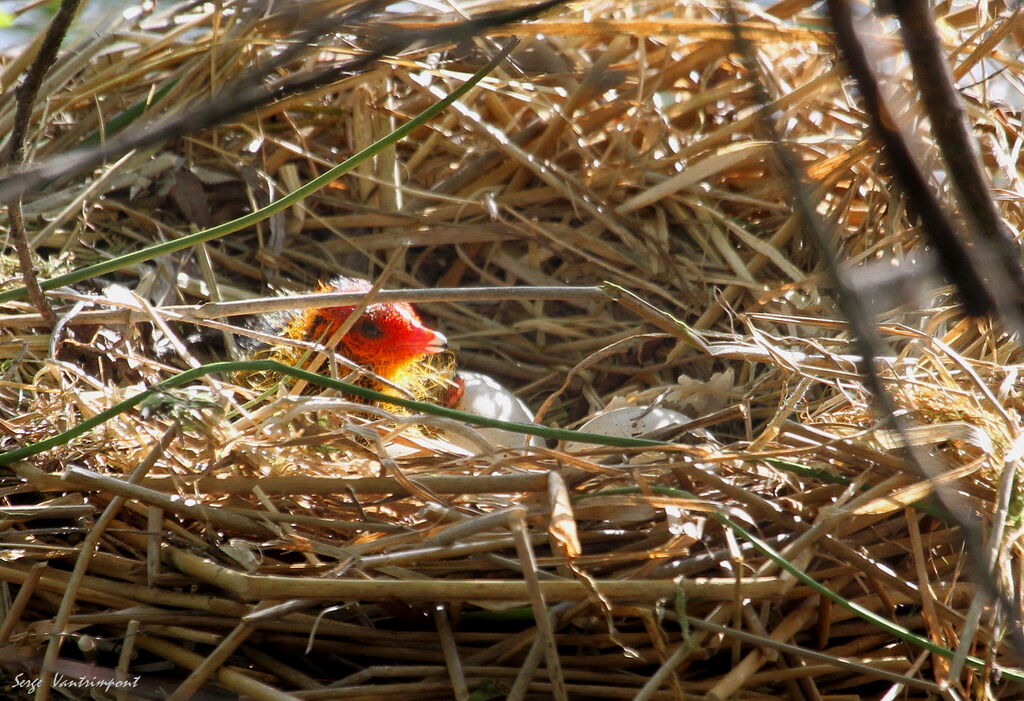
left=404, top=325, right=447, bottom=355
left=424, top=329, right=448, bottom=354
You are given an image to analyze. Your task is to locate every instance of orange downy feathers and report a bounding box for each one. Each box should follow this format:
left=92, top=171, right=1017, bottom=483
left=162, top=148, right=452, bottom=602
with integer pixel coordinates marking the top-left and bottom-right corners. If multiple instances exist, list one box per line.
left=249, top=277, right=455, bottom=403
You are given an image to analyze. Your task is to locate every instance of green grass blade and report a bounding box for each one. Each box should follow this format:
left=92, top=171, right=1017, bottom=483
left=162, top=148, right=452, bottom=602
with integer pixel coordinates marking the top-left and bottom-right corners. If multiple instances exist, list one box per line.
left=0, top=45, right=514, bottom=306
left=0, top=359, right=668, bottom=466
left=584, top=485, right=1024, bottom=683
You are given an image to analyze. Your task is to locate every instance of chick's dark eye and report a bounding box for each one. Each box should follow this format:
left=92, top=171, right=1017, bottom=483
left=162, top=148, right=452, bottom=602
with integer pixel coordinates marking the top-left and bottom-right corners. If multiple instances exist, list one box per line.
left=358, top=319, right=384, bottom=339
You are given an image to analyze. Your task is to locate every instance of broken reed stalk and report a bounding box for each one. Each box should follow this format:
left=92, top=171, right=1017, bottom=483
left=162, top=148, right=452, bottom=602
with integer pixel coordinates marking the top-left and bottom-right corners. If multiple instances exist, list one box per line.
left=2, top=0, right=1024, bottom=697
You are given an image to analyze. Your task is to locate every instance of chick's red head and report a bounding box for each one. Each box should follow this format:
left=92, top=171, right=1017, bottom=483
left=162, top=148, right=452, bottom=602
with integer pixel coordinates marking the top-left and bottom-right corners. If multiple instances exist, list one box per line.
left=291, top=277, right=447, bottom=380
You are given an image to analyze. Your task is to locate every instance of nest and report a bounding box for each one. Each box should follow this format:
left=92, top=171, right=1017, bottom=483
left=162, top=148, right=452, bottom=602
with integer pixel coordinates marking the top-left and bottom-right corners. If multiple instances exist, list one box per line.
left=2, top=0, right=1024, bottom=698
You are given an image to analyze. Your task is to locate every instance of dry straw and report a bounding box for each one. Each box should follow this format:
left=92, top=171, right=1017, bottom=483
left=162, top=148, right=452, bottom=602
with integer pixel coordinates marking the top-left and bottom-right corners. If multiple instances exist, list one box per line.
left=1, top=0, right=1024, bottom=698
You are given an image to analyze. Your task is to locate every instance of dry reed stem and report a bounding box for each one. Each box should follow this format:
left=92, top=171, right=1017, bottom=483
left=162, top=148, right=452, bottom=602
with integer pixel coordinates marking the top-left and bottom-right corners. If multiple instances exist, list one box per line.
left=2, top=0, right=1024, bottom=697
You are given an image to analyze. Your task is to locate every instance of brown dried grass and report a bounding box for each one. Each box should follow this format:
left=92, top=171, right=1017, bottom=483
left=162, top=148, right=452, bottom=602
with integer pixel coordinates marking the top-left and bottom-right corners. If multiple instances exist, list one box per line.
left=2, top=0, right=1024, bottom=698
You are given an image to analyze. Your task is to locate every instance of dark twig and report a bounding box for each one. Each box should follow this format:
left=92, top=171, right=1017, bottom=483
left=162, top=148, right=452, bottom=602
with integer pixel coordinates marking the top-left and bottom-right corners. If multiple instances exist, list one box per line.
left=825, top=0, right=994, bottom=317
left=890, top=0, right=1024, bottom=328
left=888, top=0, right=1024, bottom=654
left=1, top=0, right=85, bottom=326
left=0, top=0, right=565, bottom=205
left=6, top=206, right=53, bottom=326
left=727, top=0, right=1024, bottom=665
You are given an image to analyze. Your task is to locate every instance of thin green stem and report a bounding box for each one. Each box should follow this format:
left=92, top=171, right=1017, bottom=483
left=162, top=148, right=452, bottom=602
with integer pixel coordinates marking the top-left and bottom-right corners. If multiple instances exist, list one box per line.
left=0, top=47, right=512, bottom=306
left=587, top=485, right=1024, bottom=683
left=0, top=359, right=668, bottom=466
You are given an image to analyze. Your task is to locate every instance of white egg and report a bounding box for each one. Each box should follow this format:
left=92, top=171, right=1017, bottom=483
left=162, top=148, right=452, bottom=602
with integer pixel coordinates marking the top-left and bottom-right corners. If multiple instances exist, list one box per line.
left=443, top=371, right=543, bottom=451
left=564, top=406, right=691, bottom=452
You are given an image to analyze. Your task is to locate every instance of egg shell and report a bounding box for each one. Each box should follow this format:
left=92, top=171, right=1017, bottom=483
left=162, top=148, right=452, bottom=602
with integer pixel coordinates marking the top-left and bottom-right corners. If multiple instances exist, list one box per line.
left=565, top=406, right=691, bottom=452
left=443, top=371, right=542, bottom=451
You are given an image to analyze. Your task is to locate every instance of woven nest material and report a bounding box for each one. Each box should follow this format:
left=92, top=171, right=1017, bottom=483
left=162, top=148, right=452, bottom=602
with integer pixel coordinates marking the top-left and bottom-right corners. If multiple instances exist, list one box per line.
left=2, top=0, right=1024, bottom=698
